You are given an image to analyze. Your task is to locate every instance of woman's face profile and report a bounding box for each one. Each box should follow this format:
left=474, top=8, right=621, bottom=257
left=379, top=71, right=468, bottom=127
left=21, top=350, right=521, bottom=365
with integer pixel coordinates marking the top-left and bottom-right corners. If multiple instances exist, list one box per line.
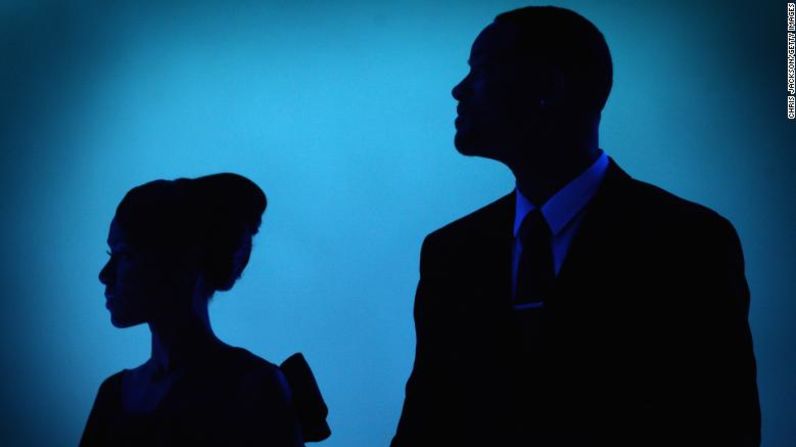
left=98, top=219, right=175, bottom=328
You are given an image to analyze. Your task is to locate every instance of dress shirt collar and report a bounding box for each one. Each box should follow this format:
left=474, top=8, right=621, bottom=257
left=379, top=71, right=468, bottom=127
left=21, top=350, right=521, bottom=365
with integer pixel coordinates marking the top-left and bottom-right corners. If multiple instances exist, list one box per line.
left=513, top=150, right=610, bottom=237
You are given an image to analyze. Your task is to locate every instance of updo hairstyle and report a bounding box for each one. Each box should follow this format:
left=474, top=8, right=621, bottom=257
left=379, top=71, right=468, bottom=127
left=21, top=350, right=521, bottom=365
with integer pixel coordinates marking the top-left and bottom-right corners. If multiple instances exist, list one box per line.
left=113, top=173, right=267, bottom=294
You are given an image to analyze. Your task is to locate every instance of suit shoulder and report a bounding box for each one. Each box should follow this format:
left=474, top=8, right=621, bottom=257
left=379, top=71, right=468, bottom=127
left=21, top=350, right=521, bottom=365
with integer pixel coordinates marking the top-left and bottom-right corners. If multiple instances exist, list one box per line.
left=625, top=177, right=746, bottom=268
left=628, top=177, right=734, bottom=232
left=423, top=193, right=513, bottom=249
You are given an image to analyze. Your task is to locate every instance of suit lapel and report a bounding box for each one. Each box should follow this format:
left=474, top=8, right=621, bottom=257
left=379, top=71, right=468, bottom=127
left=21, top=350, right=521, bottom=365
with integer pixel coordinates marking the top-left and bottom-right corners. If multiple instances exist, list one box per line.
left=554, top=158, right=633, bottom=293
left=475, top=194, right=515, bottom=308
left=464, top=160, right=633, bottom=321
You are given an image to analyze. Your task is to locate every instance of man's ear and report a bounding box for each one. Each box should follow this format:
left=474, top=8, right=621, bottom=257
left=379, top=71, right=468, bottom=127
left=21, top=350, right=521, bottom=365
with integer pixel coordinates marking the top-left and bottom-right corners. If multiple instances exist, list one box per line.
left=538, top=65, right=567, bottom=109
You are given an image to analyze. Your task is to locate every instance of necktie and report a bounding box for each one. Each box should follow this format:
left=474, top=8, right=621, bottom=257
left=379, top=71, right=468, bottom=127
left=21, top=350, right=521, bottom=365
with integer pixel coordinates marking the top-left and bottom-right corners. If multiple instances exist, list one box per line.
left=513, top=209, right=555, bottom=435
left=515, top=209, right=554, bottom=306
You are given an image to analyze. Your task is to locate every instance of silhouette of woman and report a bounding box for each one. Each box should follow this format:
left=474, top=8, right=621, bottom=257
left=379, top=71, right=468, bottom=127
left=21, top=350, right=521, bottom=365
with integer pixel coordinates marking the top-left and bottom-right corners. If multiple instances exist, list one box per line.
left=80, top=173, right=329, bottom=446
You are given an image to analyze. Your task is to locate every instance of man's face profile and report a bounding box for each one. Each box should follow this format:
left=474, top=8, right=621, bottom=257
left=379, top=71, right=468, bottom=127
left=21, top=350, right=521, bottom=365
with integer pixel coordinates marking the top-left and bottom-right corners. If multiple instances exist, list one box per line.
left=452, top=22, right=543, bottom=164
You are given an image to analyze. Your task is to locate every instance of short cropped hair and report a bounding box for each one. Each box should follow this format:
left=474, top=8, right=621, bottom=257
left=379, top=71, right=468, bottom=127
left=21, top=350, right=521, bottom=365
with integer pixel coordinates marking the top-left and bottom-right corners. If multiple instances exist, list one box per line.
left=494, top=6, right=613, bottom=116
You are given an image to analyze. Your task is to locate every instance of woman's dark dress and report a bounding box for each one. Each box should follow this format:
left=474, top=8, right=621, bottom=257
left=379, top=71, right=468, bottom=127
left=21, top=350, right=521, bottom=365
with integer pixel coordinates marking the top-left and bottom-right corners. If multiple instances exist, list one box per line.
left=80, top=346, right=305, bottom=446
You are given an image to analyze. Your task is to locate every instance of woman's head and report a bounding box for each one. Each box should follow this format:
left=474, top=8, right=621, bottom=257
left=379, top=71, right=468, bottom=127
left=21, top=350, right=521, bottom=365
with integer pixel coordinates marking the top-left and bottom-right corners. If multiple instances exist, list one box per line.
left=99, top=173, right=266, bottom=328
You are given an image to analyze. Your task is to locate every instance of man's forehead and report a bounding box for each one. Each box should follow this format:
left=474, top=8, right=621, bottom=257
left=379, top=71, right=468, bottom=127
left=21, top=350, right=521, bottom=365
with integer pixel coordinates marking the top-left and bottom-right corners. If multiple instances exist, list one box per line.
left=469, top=22, right=523, bottom=63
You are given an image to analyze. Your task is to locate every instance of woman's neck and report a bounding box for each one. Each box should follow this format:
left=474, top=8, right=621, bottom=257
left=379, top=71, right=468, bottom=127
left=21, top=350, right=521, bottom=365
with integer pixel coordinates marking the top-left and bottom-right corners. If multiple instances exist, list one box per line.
left=147, top=301, right=222, bottom=374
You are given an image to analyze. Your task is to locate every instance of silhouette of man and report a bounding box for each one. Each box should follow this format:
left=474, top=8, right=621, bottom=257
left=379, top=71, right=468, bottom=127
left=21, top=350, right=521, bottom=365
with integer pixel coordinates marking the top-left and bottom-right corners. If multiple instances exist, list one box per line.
left=392, top=6, right=760, bottom=446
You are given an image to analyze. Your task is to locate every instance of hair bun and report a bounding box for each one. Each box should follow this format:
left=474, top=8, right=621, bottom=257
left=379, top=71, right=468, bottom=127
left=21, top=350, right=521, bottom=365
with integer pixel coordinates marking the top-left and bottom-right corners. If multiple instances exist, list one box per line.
left=183, top=173, right=266, bottom=292
left=186, top=173, right=267, bottom=234
left=115, top=173, right=267, bottom=295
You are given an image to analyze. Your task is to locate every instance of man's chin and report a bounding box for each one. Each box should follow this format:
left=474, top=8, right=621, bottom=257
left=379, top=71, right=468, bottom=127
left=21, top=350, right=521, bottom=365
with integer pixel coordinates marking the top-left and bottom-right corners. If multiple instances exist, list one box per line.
left=454, top=132, right=477, bottom=156
left=454, top=132, right=490, bottom=157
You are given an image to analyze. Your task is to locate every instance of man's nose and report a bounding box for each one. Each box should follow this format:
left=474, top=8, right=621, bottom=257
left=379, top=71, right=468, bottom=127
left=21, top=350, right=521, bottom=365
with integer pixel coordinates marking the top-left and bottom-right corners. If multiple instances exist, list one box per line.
left=99, top=260, right=113, bottom=285
left=452, top=75, right=468, bottom=101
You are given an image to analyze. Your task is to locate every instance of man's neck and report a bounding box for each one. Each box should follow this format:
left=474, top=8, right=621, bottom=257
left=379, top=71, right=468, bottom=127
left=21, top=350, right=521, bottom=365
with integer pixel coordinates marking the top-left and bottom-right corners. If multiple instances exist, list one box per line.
left=512, top=146, right=600, bottom=206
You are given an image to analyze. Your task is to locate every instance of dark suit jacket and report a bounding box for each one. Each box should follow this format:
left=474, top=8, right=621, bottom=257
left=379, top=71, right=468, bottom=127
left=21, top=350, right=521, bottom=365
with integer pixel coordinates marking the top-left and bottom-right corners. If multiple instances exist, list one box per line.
left=392, top=160, right=760, bottom=446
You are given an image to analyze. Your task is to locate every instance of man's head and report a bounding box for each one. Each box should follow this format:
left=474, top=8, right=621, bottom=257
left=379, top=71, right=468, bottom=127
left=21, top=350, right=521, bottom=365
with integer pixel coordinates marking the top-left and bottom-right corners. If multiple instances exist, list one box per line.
left=452, top=6, right=612, bottom=169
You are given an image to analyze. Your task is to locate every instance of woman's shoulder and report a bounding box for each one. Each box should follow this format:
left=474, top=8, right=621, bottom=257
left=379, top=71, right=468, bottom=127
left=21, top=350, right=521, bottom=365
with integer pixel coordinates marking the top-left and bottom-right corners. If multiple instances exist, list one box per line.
left=214, top=347, right=331, bottom=442
left=218, top=346, right=279, bottom=373
left=215, top=346, right=289, bottom=393
left=221, top=345, right=276, bottom=366
left=213, top=347, right=296, bottom=424
left=94, top=369, right=127, bottom=401
left=84, top=369, right=129, bottom=422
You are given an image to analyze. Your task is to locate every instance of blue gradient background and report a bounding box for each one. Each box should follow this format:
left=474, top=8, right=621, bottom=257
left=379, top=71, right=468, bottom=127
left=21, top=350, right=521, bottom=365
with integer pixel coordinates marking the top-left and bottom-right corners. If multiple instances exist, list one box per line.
left=1, top=0, right=794, bottom=445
